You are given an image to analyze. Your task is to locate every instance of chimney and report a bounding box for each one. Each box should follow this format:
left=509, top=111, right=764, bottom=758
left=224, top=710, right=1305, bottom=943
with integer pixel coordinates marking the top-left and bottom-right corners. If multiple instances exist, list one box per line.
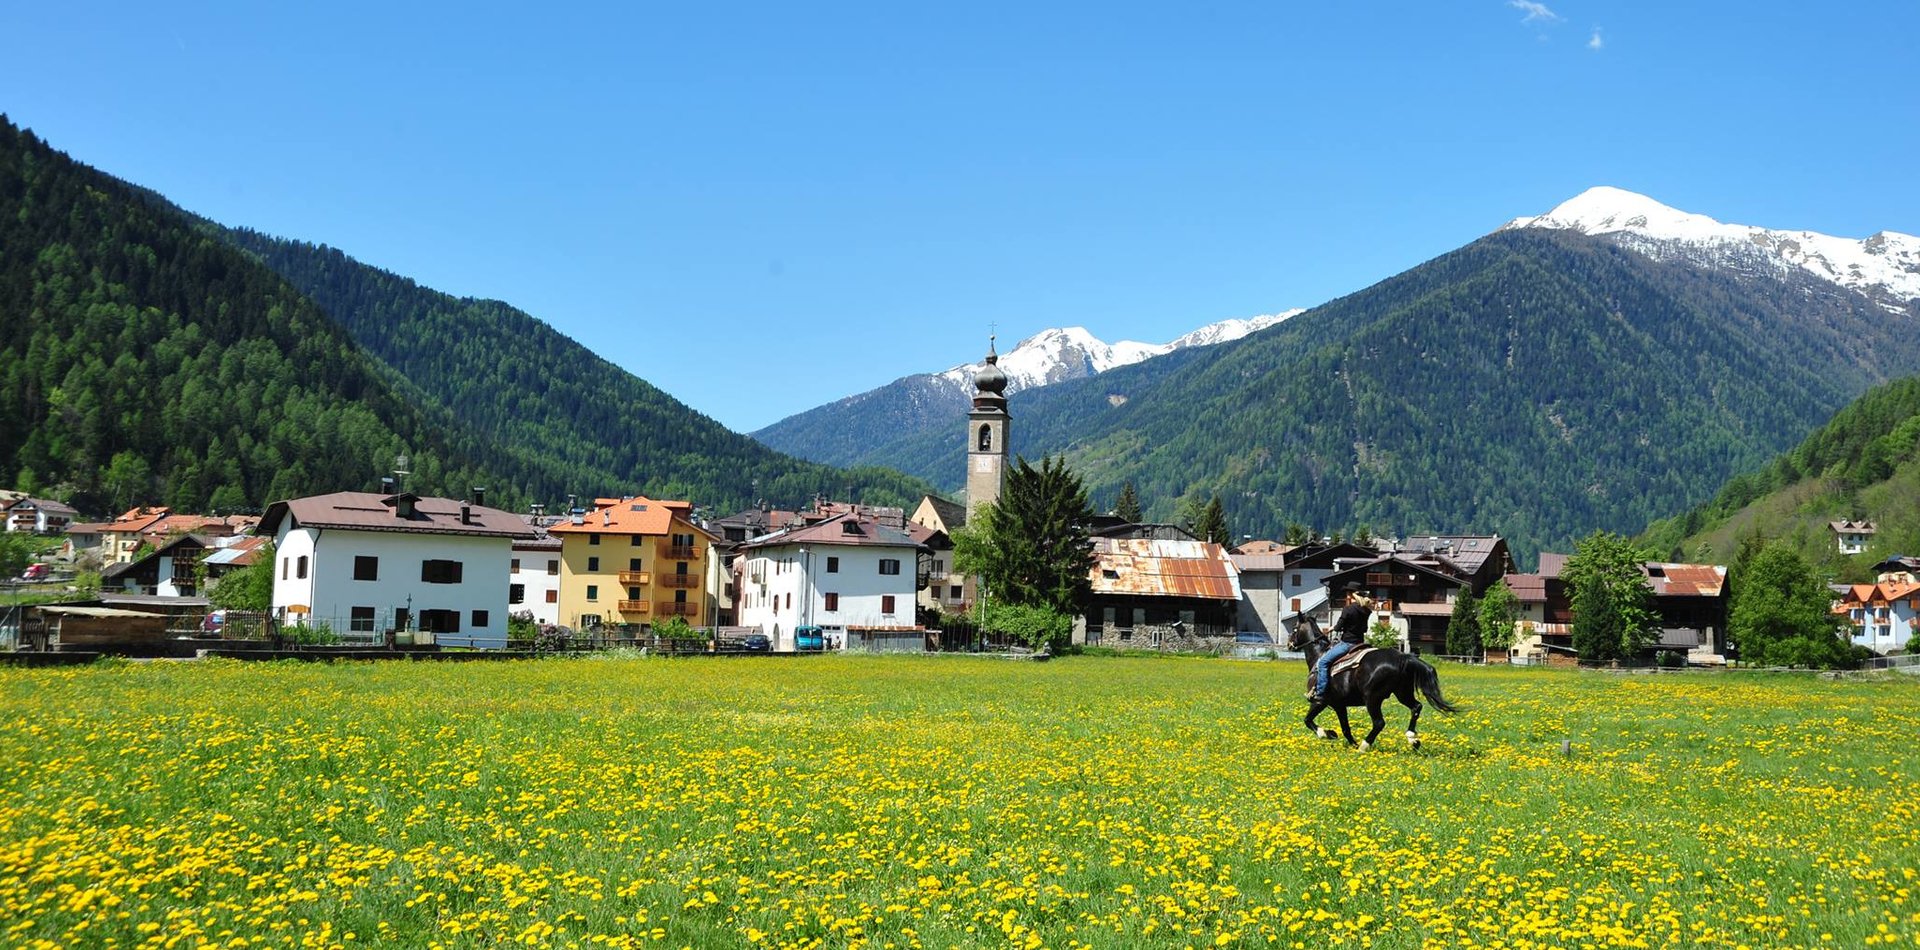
left=461, top=504, right=473, bottom=525
left=530, top=503, right=546, bottom=518
left=471, top=486, right=487, bottom=507
left=380, top=476, right=395, bottom=495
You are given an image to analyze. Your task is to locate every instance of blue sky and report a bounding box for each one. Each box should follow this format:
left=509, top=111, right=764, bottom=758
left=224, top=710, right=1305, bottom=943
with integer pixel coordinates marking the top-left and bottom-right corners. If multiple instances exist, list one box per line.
left=4, top=2, right=1916, bottom=431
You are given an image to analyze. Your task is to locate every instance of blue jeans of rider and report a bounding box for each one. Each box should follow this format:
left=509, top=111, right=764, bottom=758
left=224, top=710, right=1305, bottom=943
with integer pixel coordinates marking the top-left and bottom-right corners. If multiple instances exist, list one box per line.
left=1315, top=641, right=1355, bottom=696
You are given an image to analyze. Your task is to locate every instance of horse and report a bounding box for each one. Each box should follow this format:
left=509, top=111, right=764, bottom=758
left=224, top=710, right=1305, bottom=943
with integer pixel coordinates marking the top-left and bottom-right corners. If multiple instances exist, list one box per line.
left=1288, top=616, right=1458, bottom=751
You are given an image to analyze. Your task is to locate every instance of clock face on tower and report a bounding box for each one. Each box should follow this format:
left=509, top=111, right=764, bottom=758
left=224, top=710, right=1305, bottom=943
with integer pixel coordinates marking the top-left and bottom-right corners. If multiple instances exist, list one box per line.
left=973, top=456, right=999, bottom=473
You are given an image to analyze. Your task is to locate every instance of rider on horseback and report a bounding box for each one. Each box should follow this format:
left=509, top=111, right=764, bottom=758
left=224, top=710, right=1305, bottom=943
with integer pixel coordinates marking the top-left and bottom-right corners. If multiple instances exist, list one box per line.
left=1309, top=592, right=1373, bottom=702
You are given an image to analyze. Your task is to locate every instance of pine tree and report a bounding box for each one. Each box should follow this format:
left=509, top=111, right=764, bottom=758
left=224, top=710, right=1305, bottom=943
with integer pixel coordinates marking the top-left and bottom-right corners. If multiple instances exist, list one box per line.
left=1445, top=588, right=1482, bottom=656
left=953, top=456, right=1097, bottom=616
left=1194, top=495, right=1229, bottom=545
left=1564, top=531, right=1657, bottom=662
left=1114, top=481, right=1142, bottom=523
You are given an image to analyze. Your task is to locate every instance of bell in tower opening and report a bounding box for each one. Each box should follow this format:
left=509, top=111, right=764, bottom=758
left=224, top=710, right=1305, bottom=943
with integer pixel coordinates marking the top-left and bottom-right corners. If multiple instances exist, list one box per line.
left=965, top=336, right=1010, bottom=522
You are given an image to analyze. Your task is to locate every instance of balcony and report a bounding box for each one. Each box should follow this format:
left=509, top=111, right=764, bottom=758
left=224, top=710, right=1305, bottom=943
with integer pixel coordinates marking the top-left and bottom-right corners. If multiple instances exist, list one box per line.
left=662, top=573, right=700, bottom=589
left=660, top=602, right=700, bottom=618
left=660, top=544, right=698, bottom=561
left=618, top=571, right=651, bottom=586
left=617, top=599, right=650, bottom=614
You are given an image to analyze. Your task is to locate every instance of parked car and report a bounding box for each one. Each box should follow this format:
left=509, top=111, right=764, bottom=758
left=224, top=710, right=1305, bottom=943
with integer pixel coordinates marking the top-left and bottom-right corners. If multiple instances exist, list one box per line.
left=738, top=633, right=771, bottom=653
left=795, top=625, right=825, bottom=652
left=1234, top=631, right=1273, bottom=645
left=19, top=563, right=48, bottom=581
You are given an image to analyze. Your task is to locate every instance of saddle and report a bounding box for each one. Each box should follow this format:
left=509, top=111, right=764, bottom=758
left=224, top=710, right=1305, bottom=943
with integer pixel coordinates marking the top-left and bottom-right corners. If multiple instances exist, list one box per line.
left=1329, top=645, right=1376, bottom=677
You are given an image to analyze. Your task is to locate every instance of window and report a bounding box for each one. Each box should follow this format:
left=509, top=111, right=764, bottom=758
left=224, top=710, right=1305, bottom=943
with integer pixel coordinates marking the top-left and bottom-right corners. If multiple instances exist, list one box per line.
left=785, top=593, right=792, bottom=609
left=587, top=556, right=600, bottom=572
left=547, top=559, right=559, bottom=575
left=296, top=556, right=309, bottom=579
left=881, top=595, right=897, bottom=614
left=933, top=559, right=945, bottom=574
left=627, top=587, right=640, bottom=601
left=672, top=533, right=694, bottom=548
left=471, top=610, right=489, bottom=629
left=950, top=585, right=962, bottom=600
left=419, top=609, right=461, bottom=633
left=350, top=606, right=375, bottom=633
left=629, top=558, right=642, bottom=571
left=511, top=558, right=521, bottom=574
left=826, top=556, right=839, bottom=573
left=675, top=562, right=688, bottom=575
left=978, top=423, right=992, bottom=451
left=421, top=560, right=463, bottom=584
left=545, top=590, right=558, bottom=603
left=509, top=584, right=525, bottom=604
left=354, top=556, right=378, bottom=581
left=281, top=558, right=288, bottom=580
left=674, top=589, right=687, bottom=603
left=824, top=592, right=839, bottom=612
left=1291, top=574, right=1301, bottom=587
left=879, top=559, right=901, bottom=575
left=586, top=584, right=599, bottom=601
left=631, top=535, right=644, bottom=546
left=589, top=534, right=600, bottom=546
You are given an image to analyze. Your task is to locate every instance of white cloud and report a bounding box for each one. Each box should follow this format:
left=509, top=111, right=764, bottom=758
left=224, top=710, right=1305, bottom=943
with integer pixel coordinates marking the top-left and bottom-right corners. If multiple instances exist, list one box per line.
left=1509, top=0, right=1561, bottom=23
left=1588, top=27, right=1604, bottom=50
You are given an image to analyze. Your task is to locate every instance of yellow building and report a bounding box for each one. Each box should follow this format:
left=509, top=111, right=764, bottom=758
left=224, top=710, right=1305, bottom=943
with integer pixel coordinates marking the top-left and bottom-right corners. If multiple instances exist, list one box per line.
left=547, top=496, right=718, bottom=631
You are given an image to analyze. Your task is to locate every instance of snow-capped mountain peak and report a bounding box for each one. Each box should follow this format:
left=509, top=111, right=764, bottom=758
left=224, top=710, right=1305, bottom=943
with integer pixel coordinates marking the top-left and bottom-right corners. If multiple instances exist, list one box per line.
left=935, top=310, right=1305, bottom=393
left=1503, top=186, right=1920, bottom=306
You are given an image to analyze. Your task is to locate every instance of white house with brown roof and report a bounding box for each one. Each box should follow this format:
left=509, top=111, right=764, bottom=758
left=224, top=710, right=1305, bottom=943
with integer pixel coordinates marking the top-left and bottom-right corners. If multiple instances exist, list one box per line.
left=736, top=512, right=927, bottom=651
left=3, top=497, right=78, bottom=534
left=1830, top=520, right=1876, bottom=555
left=258, top=490, right=537, bottom=647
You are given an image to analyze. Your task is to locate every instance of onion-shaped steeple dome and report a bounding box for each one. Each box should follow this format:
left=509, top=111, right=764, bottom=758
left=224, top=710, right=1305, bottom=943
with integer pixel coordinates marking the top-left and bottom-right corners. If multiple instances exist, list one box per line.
left=973, top=336, right=1008, bottom=397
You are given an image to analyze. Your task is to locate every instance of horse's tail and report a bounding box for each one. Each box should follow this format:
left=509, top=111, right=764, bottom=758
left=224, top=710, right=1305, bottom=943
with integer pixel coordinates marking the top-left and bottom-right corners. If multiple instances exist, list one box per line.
left=1412, top=658, right=1459, bottom=713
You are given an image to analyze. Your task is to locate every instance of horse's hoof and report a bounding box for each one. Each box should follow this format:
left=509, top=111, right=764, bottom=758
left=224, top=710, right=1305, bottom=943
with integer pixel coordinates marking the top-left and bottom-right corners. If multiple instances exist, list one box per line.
left=1357, top=740, right=1372, bottom=752
left=1318, top=728, right=1337, bottom=740
left=1406, top=730, right=1420, bottom=746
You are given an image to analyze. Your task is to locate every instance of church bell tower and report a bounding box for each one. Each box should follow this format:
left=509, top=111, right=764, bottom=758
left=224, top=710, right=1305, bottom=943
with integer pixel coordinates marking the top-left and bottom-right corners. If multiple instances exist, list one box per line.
left=965, top=336, right=1011, bottom=522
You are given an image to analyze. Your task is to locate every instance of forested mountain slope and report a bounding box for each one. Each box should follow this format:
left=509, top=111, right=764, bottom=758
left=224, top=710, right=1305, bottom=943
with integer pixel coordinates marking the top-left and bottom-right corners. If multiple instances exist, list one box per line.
left=0, top=117, right=511, bottom=513
left=929, top=229, right=1920, bottom=563
left=0, top=115, right=930, bottom=515
left=1640, top=374, right=1920, bottom=579
left=218, top=229, right=930, bottom=512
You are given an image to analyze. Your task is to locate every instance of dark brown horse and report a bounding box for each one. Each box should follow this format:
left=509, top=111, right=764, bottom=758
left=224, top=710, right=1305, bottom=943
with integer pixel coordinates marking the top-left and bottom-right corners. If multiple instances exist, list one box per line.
left=1289, top=617, right=1458, bottom=751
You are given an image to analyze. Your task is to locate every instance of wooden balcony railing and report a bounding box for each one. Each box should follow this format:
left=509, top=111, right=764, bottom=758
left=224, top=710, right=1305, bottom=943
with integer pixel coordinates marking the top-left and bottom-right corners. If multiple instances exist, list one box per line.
left=660, top=544, right=698, bottom=561
left=617, top=599, right=650, bottom=614
left=659, top=602, right=700, bottom=618
left=618, top=571, right=651, bottom=586
left=662, top=573, right=700, bottom=589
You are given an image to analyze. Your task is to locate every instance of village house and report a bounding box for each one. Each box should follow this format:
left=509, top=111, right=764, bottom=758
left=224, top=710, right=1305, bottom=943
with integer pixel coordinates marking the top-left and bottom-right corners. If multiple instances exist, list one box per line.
left=1077, top=531, right=1242, bottom=647
left=1833, top=580, right=1918, bottom=654
left=1869, top=555, right=1920, bottom=585
left=1830, top=519, right=1876, bottom=555
left=510, top=528, right=565, bottom=627
left=546, top=495, right=720, bottom=632
left=259, top=488, right=536, bottom=647
left=1319, top=536, right=1512, bottom=653
left=909, top=494, right=973, bottom=618
left=1232, top=541, right=1379, bottom=641
left=101, top=533, right=212, bottom=597
left=735, top=511, right=928, bottom=652
left=3, top=497, right=77, bottom=534
left=1642, top=562, right=1730, bottom=663
left=1502, top=554, right=1576, bottom=663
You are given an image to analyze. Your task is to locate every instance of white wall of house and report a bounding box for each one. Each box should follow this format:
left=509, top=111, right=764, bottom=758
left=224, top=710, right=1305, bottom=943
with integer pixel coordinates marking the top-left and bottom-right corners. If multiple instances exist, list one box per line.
left=510, top=546, right=563, bottom=626
left=272, top=523, right=515, bottom=647
left=737, top=542, right=919, bottom=650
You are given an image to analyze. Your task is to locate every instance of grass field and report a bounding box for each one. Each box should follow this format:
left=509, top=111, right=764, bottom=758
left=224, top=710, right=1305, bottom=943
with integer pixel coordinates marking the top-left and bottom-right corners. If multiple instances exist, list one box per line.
left=1, top=655, right=1915, bottom=949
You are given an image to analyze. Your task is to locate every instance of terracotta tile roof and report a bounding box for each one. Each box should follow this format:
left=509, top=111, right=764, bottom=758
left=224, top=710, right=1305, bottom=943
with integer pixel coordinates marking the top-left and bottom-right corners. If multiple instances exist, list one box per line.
left=1091, top=538, right=1241, bottom=601
left=1834, top=581, right=1920, bottom=611
left=259, top=492, right=538, bottom=540
left=1234, top=540, right=1289, bottom=556
left=546, top=496, right=709, bottom=539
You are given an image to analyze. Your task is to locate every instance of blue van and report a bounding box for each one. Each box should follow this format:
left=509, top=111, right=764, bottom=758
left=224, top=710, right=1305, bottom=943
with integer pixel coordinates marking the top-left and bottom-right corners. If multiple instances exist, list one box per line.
left=794, top=625, right=825, bottom=652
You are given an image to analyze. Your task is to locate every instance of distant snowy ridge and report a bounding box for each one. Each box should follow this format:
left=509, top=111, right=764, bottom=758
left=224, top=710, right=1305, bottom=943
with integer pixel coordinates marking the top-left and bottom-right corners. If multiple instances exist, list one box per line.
left=935, top=311, right=1305, bottom=394
left=1503, top=186, right=1920, bottom=308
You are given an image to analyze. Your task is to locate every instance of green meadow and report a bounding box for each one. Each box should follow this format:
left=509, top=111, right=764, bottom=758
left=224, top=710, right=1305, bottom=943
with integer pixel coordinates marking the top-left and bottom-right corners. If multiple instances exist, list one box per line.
left=0, top=655, right=1915, bottom=949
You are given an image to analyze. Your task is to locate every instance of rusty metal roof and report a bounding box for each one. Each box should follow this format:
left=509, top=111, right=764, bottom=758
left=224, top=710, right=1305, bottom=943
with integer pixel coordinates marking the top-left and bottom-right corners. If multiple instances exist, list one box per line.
left=1090, top=538, right=1240, bottom=601
left=1642, top=563, right=1726, bottom=597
